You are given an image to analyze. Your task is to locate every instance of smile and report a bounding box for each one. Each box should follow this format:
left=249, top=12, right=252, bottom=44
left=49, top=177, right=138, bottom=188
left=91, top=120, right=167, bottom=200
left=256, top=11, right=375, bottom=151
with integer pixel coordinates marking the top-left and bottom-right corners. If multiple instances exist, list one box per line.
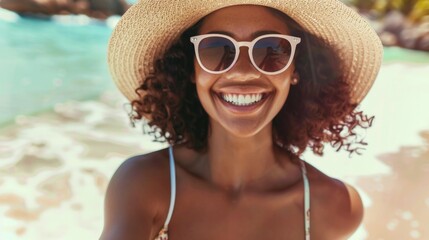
left=221, top=93, right=264, bottom=106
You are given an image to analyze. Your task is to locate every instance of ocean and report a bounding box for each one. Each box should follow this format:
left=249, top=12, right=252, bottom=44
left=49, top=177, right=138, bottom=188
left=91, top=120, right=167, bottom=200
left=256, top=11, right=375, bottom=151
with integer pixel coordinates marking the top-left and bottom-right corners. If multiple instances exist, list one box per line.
left=0, top=9, right=118, bottom=126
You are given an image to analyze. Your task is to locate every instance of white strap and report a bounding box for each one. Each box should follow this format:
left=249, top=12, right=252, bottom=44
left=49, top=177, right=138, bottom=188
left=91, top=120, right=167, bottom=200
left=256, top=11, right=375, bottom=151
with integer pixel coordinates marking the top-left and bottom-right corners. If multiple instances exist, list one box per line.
left=301, top=161, right=311, bottom=240
left=163, top=148, right=309, bottom=239
left=163, top=146, right=177, bottom=229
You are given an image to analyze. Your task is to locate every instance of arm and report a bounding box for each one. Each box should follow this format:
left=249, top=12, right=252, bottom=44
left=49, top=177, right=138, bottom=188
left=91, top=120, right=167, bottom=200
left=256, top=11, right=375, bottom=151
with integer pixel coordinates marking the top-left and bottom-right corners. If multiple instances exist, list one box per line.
left=100, top=156, right=162, bottom=240
left=342, top=183, right=364, bottom=239
left=308, top=168, right=364, bottom=240
left=321, top=181, right=364, bottom=240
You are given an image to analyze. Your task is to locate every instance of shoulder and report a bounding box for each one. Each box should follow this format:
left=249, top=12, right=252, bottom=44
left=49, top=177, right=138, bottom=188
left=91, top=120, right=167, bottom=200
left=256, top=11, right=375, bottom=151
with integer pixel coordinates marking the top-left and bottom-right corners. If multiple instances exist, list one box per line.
left=100, top=148, right=172, bottom=240
left=304, top=162, right=363, bottom=239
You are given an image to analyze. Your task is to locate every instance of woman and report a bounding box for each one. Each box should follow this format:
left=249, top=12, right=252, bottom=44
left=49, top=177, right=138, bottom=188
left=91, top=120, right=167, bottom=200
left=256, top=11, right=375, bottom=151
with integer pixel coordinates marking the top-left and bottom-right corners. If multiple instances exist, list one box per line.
left=102, top=1, right=382, bottom=239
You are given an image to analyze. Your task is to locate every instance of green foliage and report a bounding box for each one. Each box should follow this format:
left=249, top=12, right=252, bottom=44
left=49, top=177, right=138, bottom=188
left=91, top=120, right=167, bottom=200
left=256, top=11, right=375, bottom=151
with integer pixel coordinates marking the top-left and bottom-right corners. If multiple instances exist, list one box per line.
left=409, top=0, right=429, bottom=21
left=348, top=0, right=429, bottom=22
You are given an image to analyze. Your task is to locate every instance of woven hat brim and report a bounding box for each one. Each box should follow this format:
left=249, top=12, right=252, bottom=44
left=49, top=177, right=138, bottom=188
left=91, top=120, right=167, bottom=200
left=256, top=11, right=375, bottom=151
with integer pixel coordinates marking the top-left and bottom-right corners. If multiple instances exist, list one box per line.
left=108, top=0, right=383, bottom=104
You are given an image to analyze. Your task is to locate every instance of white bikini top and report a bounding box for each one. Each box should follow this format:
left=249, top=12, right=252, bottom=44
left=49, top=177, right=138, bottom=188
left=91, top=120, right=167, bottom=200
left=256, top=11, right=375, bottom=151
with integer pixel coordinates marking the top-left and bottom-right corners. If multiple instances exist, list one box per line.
left=154, top=146, right=311, bottom=240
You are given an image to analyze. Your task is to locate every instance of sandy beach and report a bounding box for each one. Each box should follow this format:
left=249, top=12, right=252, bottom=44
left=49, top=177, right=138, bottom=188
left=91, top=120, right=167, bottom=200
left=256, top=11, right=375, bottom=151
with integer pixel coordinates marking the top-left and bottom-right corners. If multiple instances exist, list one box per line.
left=0, top=62, right=428, bottom=239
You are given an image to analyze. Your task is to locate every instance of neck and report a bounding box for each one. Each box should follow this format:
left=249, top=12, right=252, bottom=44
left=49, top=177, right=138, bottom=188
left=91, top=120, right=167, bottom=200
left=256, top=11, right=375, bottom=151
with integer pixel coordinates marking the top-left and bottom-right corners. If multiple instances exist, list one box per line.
left=202, top=122, right=286, bottom=192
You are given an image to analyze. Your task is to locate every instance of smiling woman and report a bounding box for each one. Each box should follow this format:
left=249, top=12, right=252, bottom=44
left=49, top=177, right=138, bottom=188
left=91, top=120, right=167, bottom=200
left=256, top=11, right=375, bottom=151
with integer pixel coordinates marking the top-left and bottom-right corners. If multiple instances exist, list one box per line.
left=102, top=1, right=382, bottom=240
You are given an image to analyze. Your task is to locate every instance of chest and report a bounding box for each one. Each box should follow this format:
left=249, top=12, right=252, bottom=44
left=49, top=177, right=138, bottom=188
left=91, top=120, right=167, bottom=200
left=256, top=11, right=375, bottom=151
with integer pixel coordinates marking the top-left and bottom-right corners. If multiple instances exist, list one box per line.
left=166, top=179, right=307, bottom=240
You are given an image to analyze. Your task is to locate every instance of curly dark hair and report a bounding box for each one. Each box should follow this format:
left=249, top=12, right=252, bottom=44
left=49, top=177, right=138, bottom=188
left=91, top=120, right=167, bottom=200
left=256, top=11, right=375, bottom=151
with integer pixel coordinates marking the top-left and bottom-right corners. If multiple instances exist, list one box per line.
left=129, top=11, right=374, bottom=156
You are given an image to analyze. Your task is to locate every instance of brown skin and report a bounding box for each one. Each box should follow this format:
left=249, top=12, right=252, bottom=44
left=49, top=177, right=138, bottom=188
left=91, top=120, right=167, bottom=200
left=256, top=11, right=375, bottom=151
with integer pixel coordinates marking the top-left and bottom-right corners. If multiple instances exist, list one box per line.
left=101, top=146, right=363, bottom=240
left=101, top=5, right=363, bottom=240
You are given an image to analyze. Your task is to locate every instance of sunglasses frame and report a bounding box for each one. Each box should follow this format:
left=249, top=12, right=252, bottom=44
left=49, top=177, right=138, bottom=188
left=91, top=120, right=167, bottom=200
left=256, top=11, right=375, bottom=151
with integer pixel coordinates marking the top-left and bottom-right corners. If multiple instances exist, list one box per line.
left=190, top=33, right=301, bottom=75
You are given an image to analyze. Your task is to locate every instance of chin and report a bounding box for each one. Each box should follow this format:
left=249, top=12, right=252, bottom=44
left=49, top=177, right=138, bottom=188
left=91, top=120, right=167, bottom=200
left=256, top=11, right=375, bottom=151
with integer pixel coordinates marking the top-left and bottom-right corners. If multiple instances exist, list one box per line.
left=220, top=120, right=269, bottom=139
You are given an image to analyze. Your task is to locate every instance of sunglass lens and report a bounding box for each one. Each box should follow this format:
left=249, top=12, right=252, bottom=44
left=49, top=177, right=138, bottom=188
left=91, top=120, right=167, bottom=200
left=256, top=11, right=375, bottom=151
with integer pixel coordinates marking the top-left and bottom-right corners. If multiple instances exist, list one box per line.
left=253, top=37, right=292, bottom=72
left=198, top=37, right=236, bottom=72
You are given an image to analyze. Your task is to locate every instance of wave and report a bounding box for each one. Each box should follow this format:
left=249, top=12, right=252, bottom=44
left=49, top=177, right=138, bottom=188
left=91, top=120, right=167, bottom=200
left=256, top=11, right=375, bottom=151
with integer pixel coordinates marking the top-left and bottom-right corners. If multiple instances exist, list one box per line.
left=0, top=7, right=20, bottom=23
left=51, top=14, right=94, bottom=26
left=0, top=6, right=120, bottom=28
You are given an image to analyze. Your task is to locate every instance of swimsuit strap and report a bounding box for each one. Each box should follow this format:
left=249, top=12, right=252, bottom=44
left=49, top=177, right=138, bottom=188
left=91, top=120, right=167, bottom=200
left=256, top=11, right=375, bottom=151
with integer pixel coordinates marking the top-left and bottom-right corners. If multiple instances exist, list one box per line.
left=300, top=160, right=311, bottom=240
left=163, top=146, right=177, bottom=229
left=160, top=147, right=309, bottom=239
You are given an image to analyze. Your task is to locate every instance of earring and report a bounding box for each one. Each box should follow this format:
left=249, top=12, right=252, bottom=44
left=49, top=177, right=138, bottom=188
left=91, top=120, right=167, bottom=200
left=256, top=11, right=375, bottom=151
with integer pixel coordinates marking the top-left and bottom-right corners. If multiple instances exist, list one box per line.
left=291, top=74, right=299, bottom=85
left=291, top=78, right=298, bottom=85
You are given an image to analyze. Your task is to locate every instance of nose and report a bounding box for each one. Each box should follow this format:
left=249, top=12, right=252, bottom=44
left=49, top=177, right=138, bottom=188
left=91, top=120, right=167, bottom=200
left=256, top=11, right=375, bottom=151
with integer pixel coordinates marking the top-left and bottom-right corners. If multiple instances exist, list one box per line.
left=225, top=46, right=260, bottom=80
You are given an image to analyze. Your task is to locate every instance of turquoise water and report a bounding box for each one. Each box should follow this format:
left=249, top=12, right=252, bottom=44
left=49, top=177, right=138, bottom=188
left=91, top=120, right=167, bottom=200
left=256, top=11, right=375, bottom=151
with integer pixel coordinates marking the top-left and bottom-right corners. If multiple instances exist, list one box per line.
left=383, top=46, right=429, bottom=64
left=0, top=8, right=428, bottom=126
left=0, top=11, right=115, bottom=126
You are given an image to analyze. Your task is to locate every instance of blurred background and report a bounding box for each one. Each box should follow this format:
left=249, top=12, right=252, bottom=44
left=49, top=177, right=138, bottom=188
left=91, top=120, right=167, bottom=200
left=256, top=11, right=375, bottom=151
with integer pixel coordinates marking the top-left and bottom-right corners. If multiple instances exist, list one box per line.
left=0, top=0, right=428, bottom=239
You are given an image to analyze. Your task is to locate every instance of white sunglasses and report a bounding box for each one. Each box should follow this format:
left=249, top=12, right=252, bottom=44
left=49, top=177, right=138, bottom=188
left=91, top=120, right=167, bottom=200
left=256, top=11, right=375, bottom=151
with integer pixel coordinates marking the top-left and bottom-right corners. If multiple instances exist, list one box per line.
left=190, top=33, right=301, bottom=75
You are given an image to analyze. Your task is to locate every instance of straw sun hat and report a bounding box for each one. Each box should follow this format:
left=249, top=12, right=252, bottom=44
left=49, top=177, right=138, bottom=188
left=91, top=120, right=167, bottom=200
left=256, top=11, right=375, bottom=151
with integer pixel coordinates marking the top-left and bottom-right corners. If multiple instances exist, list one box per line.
left=108, top=0, right=383, bottom=104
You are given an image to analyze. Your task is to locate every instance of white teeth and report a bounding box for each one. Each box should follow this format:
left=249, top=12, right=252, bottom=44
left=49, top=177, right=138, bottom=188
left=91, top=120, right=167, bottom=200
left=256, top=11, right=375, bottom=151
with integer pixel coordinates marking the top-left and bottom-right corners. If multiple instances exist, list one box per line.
left=245, top=95, right=251, bottom=103
left=221, top=93, right=264, bottom=106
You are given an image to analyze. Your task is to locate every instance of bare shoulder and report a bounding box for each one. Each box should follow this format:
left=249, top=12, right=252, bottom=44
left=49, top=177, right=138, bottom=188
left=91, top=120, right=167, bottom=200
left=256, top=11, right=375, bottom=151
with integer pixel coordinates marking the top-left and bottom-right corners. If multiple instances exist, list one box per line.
left=100, top=148, right=171, bottom=240
left=304, top=162, right=363, bottom=240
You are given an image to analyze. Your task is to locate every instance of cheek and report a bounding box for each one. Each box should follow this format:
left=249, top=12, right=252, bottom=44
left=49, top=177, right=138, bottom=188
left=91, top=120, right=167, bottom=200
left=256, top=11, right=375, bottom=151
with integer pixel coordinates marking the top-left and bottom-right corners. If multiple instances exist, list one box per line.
left=280, top=85, right=291, bottom=103
left=195, top=66, right=210, bottom=93
left=271, top=74, right=293, bottom=112
left=282, top=65, right=295, bottom=87
left=194, top=58, right=221, bottom=92
left=275, top=73, right=293, bottom=96
left=194, top=64, right=216, bottom=111
left=194, top=58, right=210, bottom=84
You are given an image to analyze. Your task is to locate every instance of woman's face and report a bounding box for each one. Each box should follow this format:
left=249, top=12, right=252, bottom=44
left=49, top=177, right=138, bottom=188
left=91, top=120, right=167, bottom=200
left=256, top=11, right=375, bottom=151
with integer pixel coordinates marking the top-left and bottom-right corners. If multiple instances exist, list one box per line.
left=194, top=5, right=296, bottom=138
